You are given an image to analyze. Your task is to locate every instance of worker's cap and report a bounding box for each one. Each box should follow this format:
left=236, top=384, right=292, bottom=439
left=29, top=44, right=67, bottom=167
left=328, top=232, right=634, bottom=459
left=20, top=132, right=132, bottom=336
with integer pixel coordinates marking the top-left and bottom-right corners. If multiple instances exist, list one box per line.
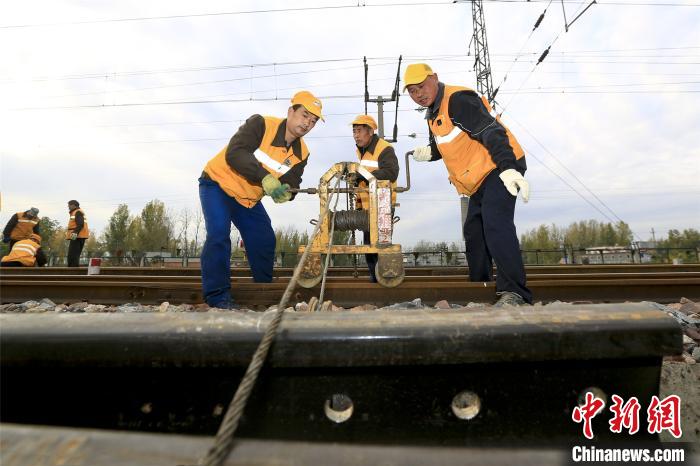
left=351, top=114, right=377, bottom=130
left=28, top=207, right=39, bottom=217
left=29, top=233, right=41, bottom=243
left=291, top=91, right=324, bottom=121
left=403, top=63, right=434, bottom=91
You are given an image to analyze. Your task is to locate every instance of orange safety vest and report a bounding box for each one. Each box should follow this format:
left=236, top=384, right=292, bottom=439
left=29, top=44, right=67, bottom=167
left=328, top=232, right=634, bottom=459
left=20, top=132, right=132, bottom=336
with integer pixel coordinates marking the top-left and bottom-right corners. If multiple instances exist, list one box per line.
left=429, top=85, right=524, bottom=196
left=204, top=116, right=310, bottom=208
left=355, top=137, right=397, bottom=209
left=2, top=238, right=39, bottom=266
left=10, top=212, right=38, bottom=240
left=66, top=208, right=90, bottom=239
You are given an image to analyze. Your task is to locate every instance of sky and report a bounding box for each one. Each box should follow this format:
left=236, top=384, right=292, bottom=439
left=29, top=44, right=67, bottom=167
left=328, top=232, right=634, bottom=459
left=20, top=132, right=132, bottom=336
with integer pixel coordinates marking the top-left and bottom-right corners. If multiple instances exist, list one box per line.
left=1, top=0, right=699, bottom=249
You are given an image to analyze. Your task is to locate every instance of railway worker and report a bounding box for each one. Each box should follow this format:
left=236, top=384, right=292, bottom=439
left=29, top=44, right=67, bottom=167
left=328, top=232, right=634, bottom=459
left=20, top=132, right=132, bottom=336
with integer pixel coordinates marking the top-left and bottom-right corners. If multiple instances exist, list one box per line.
left=403, top=63, right=532, bottom=307
left=1, top=233, right=47, bottom=267
left=3, top=207, right=41, bottom=248
left=66, top=200, right=89, bottom=267
left=199, top=91, right=324, bottom=309
left=351, top=114, right=399, bottom=282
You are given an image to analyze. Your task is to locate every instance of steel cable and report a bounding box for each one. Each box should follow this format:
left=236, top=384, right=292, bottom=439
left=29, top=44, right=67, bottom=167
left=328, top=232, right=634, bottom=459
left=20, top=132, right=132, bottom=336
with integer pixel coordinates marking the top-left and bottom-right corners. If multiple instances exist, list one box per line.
left=196, top=177, right=342, bottom=466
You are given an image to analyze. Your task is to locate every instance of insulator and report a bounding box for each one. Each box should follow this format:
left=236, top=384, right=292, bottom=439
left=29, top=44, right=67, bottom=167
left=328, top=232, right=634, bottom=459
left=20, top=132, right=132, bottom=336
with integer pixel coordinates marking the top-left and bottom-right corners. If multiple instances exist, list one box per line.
left=533, top=12, right=545, bottom=30
left=333, top=210, right=369, bottom=232
left=537, top=46, right=551, bottom=66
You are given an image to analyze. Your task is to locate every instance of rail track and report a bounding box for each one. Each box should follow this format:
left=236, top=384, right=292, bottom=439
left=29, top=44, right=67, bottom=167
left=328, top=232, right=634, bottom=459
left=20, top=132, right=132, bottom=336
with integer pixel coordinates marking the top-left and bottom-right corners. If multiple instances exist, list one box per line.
left=2, top=263, right=698, bottom=276
left=1, top=266, right=692, bottom=462
left=2, top=265, right=699, bottom=306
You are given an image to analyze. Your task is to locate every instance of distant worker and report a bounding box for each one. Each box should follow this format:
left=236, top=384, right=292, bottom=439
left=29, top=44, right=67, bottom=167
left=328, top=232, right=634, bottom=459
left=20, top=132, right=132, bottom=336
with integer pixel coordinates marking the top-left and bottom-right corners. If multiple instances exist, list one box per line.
left=199, top=91, right=324, bottom=309
left=3, top=207, right=40, bottom=248
left=351, top=114, right=399, bottom=282
left=1, top=233, right=47, bottom=267
left=404, top=63, right=532, bottom=307
left=66, top=200, right=89, bottom=267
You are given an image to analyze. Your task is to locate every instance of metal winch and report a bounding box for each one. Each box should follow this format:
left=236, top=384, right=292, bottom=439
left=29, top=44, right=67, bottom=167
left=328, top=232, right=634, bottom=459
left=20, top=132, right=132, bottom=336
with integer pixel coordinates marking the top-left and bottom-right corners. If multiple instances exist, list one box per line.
left=293, top=153, right=412, bottom=288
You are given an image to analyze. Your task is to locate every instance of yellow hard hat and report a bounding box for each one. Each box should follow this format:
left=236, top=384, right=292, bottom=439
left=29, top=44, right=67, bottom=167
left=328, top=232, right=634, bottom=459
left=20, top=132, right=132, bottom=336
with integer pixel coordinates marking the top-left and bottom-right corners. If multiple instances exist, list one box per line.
left=351, top=114, right=377, bottom=130
left=403, top=63, right=434, bottom=91
left=291, top=90, right=324, bottom=121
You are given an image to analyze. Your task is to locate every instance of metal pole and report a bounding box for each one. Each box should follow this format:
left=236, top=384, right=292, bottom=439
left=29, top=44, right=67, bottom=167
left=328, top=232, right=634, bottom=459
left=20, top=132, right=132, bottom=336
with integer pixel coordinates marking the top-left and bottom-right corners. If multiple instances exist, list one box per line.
left=376, top=97, right=385, bottom=139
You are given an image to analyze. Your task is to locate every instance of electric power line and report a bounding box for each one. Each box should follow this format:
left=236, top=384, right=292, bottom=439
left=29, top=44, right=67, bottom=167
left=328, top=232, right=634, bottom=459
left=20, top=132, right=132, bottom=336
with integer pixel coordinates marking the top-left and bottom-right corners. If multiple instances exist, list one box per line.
left=507, top=114, right=644, bottom=241
left=2, top=0, right=698, bottom=29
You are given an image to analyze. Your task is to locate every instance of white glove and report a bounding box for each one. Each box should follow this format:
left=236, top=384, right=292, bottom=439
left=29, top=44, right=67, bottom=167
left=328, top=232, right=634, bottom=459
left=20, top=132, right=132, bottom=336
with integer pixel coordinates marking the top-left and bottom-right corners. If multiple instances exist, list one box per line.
left=70, top=233, right=78, bottom=240
left=499, top=169, right=530, bottom=202
left=412, top=146, right=432, bottom=162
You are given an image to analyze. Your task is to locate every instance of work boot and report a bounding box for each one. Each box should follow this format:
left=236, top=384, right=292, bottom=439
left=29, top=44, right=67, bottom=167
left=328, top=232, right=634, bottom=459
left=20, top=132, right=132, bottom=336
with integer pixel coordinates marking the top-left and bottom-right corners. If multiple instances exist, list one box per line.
left=493, top=291, right=526, bottom=307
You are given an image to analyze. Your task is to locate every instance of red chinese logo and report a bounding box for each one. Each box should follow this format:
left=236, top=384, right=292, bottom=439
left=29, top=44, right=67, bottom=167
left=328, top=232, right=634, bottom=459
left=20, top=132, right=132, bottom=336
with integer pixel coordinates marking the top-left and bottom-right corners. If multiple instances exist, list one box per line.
left=647, top=395, right=682, bottom=438
left=609, top=395, right=641, bottom=435
left=572, top=393, right=683, bottom=438
left=572, top=392, right=606, bottom=439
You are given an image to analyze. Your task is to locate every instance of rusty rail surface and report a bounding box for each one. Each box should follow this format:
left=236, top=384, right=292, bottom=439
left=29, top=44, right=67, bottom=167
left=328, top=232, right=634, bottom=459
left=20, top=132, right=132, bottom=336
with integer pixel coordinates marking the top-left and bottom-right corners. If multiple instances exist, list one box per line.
left=2, top=272, right=699, bottom=306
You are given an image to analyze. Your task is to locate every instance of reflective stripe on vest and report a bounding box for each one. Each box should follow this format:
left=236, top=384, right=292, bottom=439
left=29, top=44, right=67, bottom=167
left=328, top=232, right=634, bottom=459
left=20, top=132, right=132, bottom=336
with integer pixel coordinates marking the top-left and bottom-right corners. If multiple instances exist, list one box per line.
left=434, top=126, right=462, bottom=145
left=204, top=116, right=309, bottom=208
left=428, top=84, right=524, bottom=196
left=355, top=138, right=397, bottom=209
left=10, top=212, right=38, bottom=240
left=2, top=239, right=38, bottom=266
left=254, top=149, right=292, bottom=176
left=359, top=160, right=379, bottom=168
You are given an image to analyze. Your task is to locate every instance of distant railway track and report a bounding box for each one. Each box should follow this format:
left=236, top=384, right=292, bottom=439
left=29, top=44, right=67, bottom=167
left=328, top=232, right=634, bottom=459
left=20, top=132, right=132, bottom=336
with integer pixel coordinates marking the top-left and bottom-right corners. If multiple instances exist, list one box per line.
left=2, top=263, right=698, bottom=276
left=2, top=267, right=699, bottom=306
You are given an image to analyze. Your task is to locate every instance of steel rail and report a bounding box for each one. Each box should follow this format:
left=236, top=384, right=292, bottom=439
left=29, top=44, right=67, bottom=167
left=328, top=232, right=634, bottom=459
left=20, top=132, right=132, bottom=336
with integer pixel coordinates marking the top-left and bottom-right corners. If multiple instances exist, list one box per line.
left=2, top=275, right=698, bottom=306
left=1, top=263, right=698, bottom=276
left=1, top=271, right=699, bottom=283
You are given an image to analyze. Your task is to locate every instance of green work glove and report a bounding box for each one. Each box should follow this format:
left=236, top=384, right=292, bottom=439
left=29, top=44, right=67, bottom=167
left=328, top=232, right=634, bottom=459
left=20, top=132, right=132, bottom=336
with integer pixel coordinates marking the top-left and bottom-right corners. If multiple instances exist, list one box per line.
left=273, top=189, right=292, bottom=204
left=262, top=174, right=292, bottom=203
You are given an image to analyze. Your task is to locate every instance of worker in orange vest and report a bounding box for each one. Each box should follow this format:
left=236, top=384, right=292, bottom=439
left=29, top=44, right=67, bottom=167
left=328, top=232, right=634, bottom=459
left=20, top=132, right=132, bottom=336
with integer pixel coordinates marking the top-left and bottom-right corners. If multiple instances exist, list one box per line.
left=3, top=207, right=40, bottom=248
left=66, top=200, right=89, bottom=267
left=351, top=114, right=399, bottom=282
left=1, top=233, right=47, bottom=267
left=404, top=63, right=532, bottom=307
left=199, top=91, right=324, bottom=308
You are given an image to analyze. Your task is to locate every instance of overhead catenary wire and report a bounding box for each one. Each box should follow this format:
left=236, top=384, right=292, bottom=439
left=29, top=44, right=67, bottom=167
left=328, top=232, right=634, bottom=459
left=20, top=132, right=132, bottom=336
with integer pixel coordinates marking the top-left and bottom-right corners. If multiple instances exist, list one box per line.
left=4, top=48, right=697, bottom=85
left=507, top=113, right=643, bottom=241
left=496, top=0, right=598, bottom=114
left=1, top=0, right=698, bottom=29
left=491, top=0, right=555, bottom=104
left=10, top=94, right=366, bottom=111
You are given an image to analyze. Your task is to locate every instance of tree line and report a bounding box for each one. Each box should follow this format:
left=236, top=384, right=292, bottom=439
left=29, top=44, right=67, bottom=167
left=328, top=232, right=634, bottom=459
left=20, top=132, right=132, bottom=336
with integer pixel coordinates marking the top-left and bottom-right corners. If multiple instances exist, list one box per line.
left=2, top=201, right=697, bottom=265
left=519, top=220, right=699, bottom=264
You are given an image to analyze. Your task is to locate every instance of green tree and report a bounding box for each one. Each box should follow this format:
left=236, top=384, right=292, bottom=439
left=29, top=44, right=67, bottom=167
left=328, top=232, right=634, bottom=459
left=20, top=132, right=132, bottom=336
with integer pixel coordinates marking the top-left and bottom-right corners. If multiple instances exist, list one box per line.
left=37, top=216, right=62, bottom=252
left=103, top=204, right=130, bottom=257
left=126, top=216, right=143, bottom=258
left=47, top=226, right=68, bottom=265
left=84, top=234, right=104, bottom=257
left=614, top=221, right=633, bottom=245
left=656, top=228, right=700, bottom=263
left=136, top=200, right=173, bottom=252
left=520, top=224, right=564, bottom=264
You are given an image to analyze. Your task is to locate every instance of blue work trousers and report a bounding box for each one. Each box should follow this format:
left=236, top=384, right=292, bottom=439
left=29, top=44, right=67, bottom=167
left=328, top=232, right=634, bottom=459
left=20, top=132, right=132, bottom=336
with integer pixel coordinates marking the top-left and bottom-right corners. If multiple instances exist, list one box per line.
left=199, top=177, right=275, bottom=306
left=463, top=170, right=532, bottom=303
